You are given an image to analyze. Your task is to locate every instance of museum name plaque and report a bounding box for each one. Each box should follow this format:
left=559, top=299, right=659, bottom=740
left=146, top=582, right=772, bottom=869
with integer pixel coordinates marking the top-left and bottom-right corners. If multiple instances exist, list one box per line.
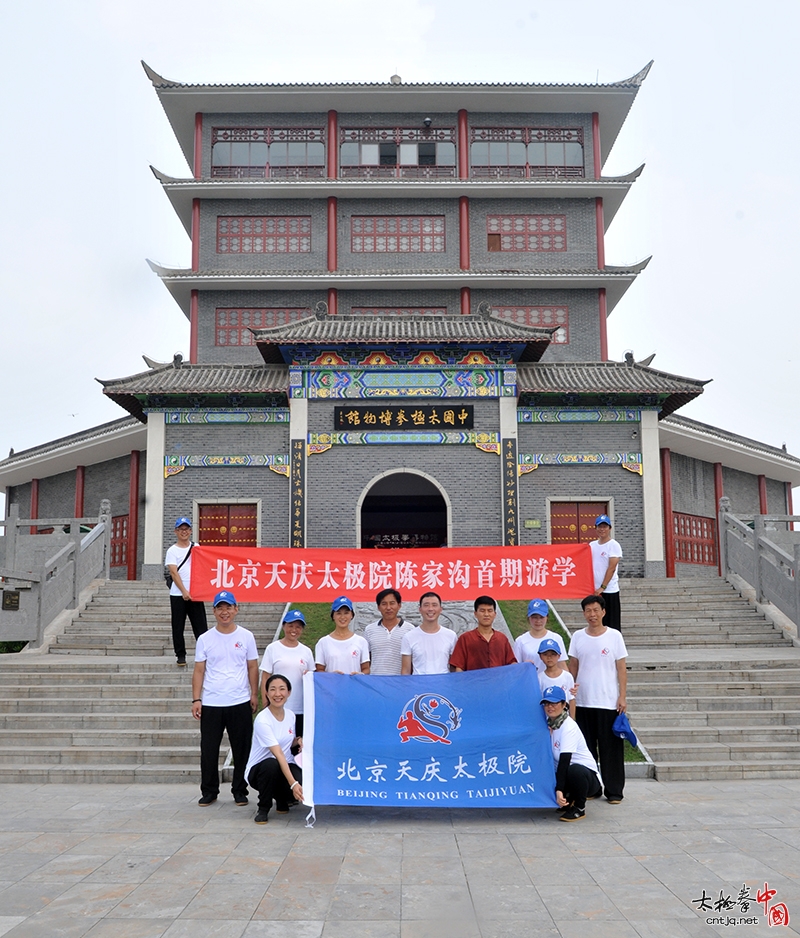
left=334, top=404, right=474, bottom=431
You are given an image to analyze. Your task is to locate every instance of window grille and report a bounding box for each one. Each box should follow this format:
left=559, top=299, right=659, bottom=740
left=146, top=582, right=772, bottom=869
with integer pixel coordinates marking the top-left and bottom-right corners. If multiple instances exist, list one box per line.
left=487, top=215, right=566, bottom=252
left=215, top=308, right=309, bottom=346
left=217, top=216, right=311, bottom=254
left=351, top=216, right=445, bottom=253
left=493, top=306, right=569, bottom=343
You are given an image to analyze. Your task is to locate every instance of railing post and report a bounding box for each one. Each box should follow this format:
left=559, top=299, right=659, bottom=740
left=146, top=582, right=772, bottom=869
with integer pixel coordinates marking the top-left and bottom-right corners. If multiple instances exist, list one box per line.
left=33, top=548, right=45, bottom=648
left=718, top=496, right=731, bottom=578
left=100, top=500, right=112, bottom=581
left=753, top=515, right=765, bottom=604
left=794, top=543, right=800, bottom=630
left=69, top=524, right=81, bottom=611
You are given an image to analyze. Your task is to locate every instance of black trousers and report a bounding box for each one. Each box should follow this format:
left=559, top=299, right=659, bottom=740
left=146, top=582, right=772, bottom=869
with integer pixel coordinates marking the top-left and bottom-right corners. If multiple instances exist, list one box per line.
left=603, top=591, right=621, bottom=632
left=200, top=701, right=253, bottom=800
left=575, top=706, right=625, bottom=801
left=561, top=763, right=602, bottom=810
left=169, top=595, right=207, bottom=659
left=248, top=758, right=302, bottom=814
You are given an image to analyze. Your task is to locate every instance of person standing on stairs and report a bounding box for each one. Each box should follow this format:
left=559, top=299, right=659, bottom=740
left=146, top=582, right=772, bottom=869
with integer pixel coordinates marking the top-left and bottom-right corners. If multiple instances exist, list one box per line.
left=590, top=515, right=623, bottom=632
left=165, top=517, right=207, bottom=667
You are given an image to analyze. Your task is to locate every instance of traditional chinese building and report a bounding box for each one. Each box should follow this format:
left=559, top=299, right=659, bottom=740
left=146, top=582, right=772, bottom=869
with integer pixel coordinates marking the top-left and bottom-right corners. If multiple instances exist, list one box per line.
left=2, top=63, right=799, bottom=581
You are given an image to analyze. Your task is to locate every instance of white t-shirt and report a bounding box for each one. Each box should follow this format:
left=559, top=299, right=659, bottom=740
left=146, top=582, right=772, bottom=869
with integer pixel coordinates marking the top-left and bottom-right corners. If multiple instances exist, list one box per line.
left=551, top=716, right=600, bottom=777
left=590, top=538, right=622, bottom=593
left=400, top=626, right=458, bottom=675
left=165, top=543, right=195, bottom=597
left=539, top=668, right=576, bottom=699
left=568, top=627, right=628, bottom=710
left=195, top=626, right=258, bottom=707
left=245, top=706, right=297, bottom=780
left=259, top=641, right=313, bottom=713
left=514, top=630, right=568, bottom=673
left=315, top=634, right=370, bottom=673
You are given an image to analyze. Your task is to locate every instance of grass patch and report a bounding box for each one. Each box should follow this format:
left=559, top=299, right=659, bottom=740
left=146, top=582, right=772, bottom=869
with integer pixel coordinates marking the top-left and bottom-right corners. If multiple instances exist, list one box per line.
left=0, top=641, right=26, bottom=654
left=624, top=739, right=646, bottom=762
left=498, top=599, right=570, bottom=648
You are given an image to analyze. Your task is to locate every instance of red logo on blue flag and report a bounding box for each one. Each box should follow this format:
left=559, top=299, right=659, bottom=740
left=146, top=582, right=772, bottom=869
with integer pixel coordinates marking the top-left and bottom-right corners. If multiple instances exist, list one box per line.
left=397, top=694, right=462, bottom=745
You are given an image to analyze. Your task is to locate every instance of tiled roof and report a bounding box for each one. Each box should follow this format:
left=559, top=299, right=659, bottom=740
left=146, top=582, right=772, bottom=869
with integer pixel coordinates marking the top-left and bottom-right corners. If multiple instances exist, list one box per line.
left=99, top=363, right=289, bottom=419
left=251, top=313, right=553, bottom=363
left=662, top=413, right=800, bottom=464
left=516, top=361, right=709, bottom=417
left=143, top=61, right=653, bottom=92
left=0, top=417, right=141, bottom=468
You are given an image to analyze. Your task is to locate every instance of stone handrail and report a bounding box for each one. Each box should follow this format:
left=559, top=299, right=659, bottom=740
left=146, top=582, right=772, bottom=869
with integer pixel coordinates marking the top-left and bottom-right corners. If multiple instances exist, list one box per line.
left=718, top=497, right=800, bottom=627
left=0, top=501, right=112, bottom=647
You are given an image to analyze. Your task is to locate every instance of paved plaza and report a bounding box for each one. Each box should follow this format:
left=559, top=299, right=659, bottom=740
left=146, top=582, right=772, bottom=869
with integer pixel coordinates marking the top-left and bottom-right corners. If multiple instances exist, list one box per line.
left=0, top=778, right=799, bottom=937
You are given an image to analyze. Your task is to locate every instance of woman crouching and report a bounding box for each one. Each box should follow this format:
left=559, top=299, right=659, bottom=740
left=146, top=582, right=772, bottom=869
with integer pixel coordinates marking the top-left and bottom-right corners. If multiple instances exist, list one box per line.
left=245, top=674, right=304, bottom=824
left=541, top=685, right=602, bottom=822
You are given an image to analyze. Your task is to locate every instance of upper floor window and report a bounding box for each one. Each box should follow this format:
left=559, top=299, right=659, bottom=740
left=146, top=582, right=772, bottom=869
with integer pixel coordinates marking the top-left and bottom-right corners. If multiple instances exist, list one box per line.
left=470, top=128, right=584, bottom=179
left=487, top=215, right=566, bottom=252
left=211, top=128, right=325, bottom=179
left=351, top=216, right=446, bottom=253
left=340, top=128, right=456, bottom=178
left=217, top=216, right=311, bottom=254
left=351, top=307, right=448, bottom=316
left=493, top=306, right=569, bottom=343
left=215, top=308, right=309, bottom=346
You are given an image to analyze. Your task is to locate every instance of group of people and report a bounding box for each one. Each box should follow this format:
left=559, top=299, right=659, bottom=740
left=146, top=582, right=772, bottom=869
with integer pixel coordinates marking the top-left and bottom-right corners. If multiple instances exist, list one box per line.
left=168, top=514, right=629, bottom=824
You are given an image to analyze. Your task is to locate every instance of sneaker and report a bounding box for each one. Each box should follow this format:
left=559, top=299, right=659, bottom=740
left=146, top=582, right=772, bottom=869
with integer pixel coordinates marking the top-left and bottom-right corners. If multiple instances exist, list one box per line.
left=234, top=796, right=249, bottom=806
left=560, top=807, right=586, bottom=822
left=606, top=797, right=623, bottom=804
left=177, top=658, right=187, bottom=667
left=254, top=810, right=269, bottom=824
left=198, top=794, right=217, bottom=806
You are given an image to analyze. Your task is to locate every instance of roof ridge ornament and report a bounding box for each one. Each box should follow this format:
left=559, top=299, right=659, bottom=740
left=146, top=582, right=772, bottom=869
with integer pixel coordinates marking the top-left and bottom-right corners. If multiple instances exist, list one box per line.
left=314, top=301, right=329, bottom=320
left=476, top=302, right=493, bottom=320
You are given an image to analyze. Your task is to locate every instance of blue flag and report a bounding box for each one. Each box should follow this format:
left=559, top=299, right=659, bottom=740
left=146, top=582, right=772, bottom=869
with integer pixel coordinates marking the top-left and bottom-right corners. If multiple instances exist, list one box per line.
left=303, top=665, right=557, bottom=809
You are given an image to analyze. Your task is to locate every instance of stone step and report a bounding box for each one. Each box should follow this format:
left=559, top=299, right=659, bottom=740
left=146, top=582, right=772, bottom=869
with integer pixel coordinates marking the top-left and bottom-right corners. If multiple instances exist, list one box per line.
left=0, top=763, right=203, bottom=784
left=633, top=725, right=800, bottom=743
left=0, top=729, right=198, bottom=747
left=629, top=696, right=800, bottom=712
left=633, top=710, right=800, bottom=728
left=644, top=741, right=800, bottom=762
left=627, top=668, right=800, bottom=682
left=654, top=761, right=800, bottom=781
left=0, top=713, right=197, bottom=730
left=0, top=684, right=190, bottom=699
left=0, top=698, right=192, bottom=714
left=0, top=672, right=192, bottom=686
left=628, top=681, right=800, bottom=696
left=0, top=746, right=202, bottom=765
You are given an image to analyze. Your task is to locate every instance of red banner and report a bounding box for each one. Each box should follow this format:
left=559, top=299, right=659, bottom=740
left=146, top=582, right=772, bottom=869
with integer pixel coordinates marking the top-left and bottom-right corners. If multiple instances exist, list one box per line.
left=190, top=544, right=593, bottom=603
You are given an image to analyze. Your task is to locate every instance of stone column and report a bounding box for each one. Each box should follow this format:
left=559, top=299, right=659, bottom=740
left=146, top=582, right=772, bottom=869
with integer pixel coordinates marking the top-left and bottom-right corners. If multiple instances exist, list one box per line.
left=142, top=411, right=166, bottom=579
left=641, top=408, right=665, bottom=577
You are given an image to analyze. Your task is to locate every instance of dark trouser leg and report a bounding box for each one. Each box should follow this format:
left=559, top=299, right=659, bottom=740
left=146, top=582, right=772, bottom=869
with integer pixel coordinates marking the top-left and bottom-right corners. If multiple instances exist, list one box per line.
left=247, top=760, right=302, bottom=814
left=578, top=707, right=625, bottom=801
left=199, top=705, right=225, bottom=798
left=170, top=594, right=188, bottom=659
left=186, top=601, right=208, bottom=644
left=226, top=701, right=254, bottom=800
left=294, top=713, right=304, bottom=739
left=563, top=764, right=602, bottom=810
left=603, top=592, right=621, bottom=632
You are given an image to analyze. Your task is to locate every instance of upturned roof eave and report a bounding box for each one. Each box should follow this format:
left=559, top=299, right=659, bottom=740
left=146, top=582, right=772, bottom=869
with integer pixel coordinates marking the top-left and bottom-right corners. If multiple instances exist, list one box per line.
left=144, top=61, right=652, bottom=174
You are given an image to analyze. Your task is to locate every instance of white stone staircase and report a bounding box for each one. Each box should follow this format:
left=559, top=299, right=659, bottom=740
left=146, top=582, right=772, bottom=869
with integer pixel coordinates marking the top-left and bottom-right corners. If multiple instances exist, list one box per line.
left=0, top=580, right=283, bottom=783
left=554, top=578, right=800, bottom=780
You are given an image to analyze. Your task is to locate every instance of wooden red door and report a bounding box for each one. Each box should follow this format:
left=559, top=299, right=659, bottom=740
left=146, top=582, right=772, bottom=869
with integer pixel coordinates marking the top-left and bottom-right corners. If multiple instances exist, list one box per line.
left=550, top=502, right=608, bottom=544
left=198, top=504, right=258, bottom=547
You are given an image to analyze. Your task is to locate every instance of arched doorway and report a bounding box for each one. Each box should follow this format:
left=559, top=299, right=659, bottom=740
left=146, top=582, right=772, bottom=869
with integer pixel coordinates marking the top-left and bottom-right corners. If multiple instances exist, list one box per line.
left=359, top=471, right=449, bottom=548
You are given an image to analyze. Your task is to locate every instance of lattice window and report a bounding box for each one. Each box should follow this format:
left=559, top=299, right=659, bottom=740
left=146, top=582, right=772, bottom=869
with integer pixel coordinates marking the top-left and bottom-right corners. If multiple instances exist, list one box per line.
left=217, top=217, right=311, bottom=254
left=215, top=308, right=309, bottom=346
left=493, top=306, right=569, bottom=343
left=351, top=216, right=446, bottom=253
left=351, top=307, right=448, bottom=316
left=673, top=512, right=718, bottom=566
left=110, top=515, right=128, bottom=567
left=211, top=127, right=325, bottom=178
left=470, top=127, right=584, bottom=178
left=340, top=127, right=457, bottom=178
left=487, top=215, right=566, bottom=252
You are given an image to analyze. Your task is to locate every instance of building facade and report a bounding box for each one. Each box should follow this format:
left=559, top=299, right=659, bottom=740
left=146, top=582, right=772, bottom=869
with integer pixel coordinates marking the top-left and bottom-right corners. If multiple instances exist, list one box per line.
left=2, top=64, right=798, bottom=580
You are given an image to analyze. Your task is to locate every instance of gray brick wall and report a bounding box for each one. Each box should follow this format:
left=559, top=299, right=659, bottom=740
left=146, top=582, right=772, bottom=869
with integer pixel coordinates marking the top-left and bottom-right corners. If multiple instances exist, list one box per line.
left=722, top=467, right=761, bottom=516
left=306, top=397, right=502, bottom=548
left=337, top=288, right=459, bottom=315
left=197, top=289, right=326, bottom=364
left=200, top=198, right=327, bottom=272
left=36, top=470, right=75, bottom=519
left=470, top=198, right=596, bottom=271
left=674, top=561, right=718, bottom=579
left=766, top=477, right=788, bottom=514
left=472, top=288, right=601, bottom=361
left=668, top=453, right=717, bottom=518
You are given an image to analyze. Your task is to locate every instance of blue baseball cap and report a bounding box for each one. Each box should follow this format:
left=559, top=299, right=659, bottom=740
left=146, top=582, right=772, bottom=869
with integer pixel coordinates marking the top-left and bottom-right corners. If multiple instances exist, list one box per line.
left=540, top=685, right=568, bottom=705
left=282, top=609, right=306, bottom=625
left=538, top=638, right=562, bottom=655
left=595, top=514, right=612, bottom=527
left=331, top=596, right=354, bottom=614
left=612, top=711, right=638, bottom=747
left=527, top=599, right=548, bottom=618
left=213, top=590, right=237, bottom=607
left=175, top=517, right=192, bottom=528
